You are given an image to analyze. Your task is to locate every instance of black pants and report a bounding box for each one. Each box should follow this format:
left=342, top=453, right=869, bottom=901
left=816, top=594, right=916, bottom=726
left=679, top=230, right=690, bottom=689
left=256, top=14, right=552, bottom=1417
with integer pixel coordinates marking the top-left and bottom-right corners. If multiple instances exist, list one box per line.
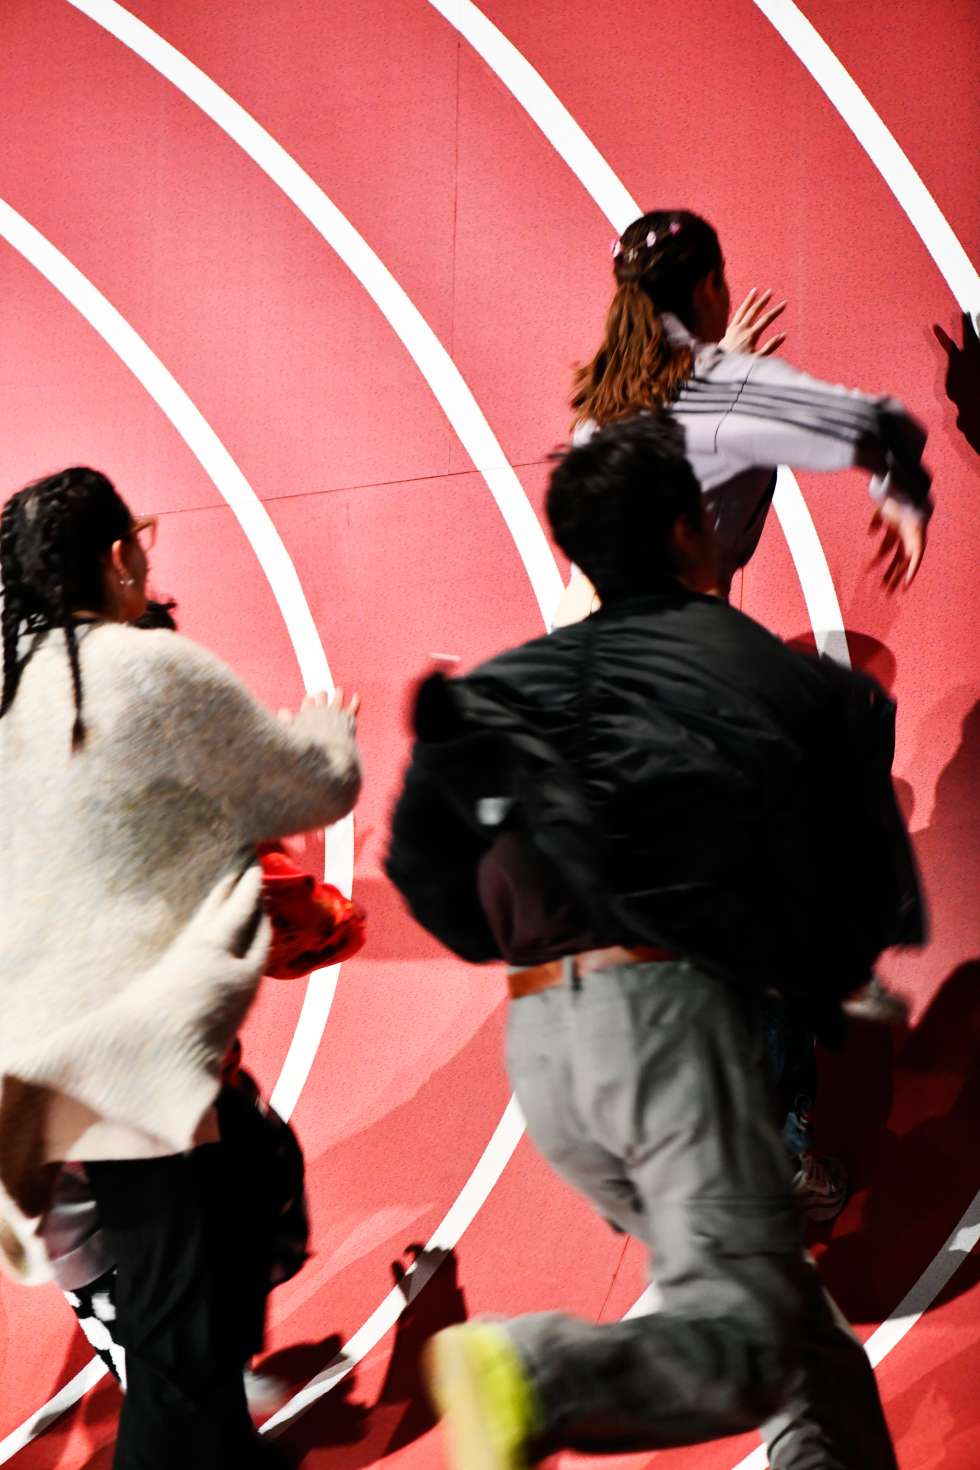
left=86, top=1141, right=267, bottom=1470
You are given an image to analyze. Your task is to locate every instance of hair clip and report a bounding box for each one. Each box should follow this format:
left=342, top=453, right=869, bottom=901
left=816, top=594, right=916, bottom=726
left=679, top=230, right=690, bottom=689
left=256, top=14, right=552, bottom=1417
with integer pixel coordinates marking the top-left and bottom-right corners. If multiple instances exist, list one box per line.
left=645, top=231, right=658, bottom=248
left=668, top=220, right=681, bottom=235
left=610, top=238, right=622, bottom=258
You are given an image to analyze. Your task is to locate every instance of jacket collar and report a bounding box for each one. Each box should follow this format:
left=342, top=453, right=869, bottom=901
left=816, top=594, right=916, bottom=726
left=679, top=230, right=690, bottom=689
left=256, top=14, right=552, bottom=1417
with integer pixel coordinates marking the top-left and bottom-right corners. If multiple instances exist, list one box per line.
left=661, top=311, right=698, bottom=349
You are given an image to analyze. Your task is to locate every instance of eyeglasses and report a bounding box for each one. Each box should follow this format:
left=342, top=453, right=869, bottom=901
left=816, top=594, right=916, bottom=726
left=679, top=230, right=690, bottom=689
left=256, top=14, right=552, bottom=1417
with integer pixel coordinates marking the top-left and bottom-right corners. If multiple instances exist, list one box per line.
left=128, top=516, right=157, bottom=553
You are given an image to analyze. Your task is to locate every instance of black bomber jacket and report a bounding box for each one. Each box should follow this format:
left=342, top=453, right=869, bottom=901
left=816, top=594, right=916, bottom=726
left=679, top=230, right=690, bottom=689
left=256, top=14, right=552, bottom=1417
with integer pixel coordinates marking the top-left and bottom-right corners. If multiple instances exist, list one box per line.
left=385, top=590, right=924, bottom=1032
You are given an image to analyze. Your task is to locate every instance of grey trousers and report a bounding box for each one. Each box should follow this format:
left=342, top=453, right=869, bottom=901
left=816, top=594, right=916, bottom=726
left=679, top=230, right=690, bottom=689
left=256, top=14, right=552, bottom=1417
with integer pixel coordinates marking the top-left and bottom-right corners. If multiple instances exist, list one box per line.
left=504, top=960, right=896, bottom=1468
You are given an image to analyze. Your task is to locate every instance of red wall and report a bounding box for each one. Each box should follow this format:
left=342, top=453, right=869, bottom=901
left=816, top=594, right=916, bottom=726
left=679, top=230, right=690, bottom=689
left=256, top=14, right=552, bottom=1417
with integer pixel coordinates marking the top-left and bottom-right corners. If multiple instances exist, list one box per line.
left=0, top=3, right=977, bottom=1466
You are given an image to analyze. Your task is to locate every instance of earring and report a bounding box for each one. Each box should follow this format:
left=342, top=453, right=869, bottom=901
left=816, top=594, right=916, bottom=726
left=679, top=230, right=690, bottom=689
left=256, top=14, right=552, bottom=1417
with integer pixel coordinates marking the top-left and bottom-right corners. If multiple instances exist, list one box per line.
left=120, top=577, right=136, bottom=588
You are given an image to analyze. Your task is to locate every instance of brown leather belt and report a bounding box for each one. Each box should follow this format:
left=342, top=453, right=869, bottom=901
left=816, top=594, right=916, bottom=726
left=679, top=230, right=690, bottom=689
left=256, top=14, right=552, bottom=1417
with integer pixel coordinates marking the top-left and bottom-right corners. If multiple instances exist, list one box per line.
left=507, top=944, right=681, bottom=1001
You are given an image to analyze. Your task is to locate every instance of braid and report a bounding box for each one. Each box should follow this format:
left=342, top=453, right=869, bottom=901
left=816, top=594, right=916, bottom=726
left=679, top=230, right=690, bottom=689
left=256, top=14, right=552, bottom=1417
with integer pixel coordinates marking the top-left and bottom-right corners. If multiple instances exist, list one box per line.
left=35, top=480, right=88, bottom=748
left=0, top=467, right=133, bottom=750
left=0, top=495, right=27, bottom=719
left=65, top=618, right=85, bottom=750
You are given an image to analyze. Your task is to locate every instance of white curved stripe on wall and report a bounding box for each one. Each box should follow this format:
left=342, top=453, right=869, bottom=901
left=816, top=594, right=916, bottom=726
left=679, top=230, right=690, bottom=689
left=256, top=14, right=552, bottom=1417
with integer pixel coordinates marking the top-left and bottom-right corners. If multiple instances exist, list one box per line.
left=0, top=195, right=352, bottom=970
left=0, top=200, right=334, bottom=699
left=422, top=7, right=980, bottom=1460
left=262, top=1095, right=527, bottom=1433
left=65, top=0, right=564, bottom=627
left=754, top=0, right=980, bottom=330
left=772, top=467, right=849, bottom=665
left=54, top=0, right=845, bottom=1451
left=17, top=1, right=955, bottom=1458
left=0, top=195, right=351, bottom=1457
left=424, top=0, right=850, bottom=664
left=1, top=3, right=558, bottom=1454
left=729, top=1190, right=980, bottom=1469
left=0, top=1360, right=107, bottom=1464
left=623, top=1186, right=980, bottom=1468
left=426, top=0, right=637, bottom=232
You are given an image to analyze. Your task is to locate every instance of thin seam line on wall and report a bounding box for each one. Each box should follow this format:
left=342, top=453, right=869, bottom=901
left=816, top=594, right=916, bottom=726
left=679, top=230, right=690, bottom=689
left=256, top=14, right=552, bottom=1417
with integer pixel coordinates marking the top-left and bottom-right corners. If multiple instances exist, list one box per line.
left=133, top=459, right=557, bottom=520
left=63, top=0, right=564, bottom=626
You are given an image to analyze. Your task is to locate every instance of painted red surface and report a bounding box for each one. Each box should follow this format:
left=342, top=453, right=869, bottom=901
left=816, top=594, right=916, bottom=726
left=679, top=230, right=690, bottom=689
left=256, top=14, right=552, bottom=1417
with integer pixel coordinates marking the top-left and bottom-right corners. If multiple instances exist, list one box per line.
left=0, top=1, right=976, bottom=1465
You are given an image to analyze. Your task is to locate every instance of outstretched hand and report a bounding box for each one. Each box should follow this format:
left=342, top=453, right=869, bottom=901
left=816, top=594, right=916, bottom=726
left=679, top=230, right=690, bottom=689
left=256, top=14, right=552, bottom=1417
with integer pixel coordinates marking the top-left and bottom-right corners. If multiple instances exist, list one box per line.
left=278, top=688, right=360, bottom=724
left=868, top=498, right=927, bottom=591
left=720, top=288, right=787, bottom=356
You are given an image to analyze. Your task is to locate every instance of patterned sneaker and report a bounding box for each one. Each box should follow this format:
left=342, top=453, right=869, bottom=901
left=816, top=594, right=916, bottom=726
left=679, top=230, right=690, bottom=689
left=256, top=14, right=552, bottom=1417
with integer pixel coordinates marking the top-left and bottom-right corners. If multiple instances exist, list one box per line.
left=425, top=1322, right=540, bottom=1470
left=792, top=1152, right=849, bottom=1222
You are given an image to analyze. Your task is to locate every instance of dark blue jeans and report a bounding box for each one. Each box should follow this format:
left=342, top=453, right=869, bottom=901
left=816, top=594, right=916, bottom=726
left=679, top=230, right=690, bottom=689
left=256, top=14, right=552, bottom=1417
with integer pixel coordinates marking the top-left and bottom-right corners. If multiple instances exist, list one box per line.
left=763, top=994, right=817, bottom=1159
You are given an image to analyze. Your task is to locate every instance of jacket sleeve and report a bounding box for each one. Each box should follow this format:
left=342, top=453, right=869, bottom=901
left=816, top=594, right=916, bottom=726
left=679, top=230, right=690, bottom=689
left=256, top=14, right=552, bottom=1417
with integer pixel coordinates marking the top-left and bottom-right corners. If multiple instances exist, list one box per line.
left=385, top=750, right=501, bottom=963
left=130, top=632, right=361, bottom=844
left=687, top=349, right=932, bottom=517
left=805, top=658, right=926, bottom=985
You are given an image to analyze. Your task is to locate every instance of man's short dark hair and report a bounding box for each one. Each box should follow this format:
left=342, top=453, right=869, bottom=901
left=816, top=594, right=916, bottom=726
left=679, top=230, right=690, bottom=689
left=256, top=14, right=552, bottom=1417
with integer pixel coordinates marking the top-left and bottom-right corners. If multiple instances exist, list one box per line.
left=546, top=414, right=701, bottom=600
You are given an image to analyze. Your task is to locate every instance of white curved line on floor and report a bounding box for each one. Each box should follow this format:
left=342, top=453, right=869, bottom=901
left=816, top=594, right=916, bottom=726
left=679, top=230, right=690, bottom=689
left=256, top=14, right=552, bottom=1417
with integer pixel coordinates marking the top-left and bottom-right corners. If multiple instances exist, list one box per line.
left=56, top=0, right=850, bottom=1450
left=426, top=0, right=637, bottom=231
left=0, top=196, right=349, bottom=1457
left=0, top=1360, right=107, bottom=1464
left=420, top=6, right=980, bottom=1457
left=39, top=2, right=569, bottom=1452
left=65, top=0, right=564, bottom=627
left=0, top=199, right=353, bottom=1090
left=35, top=0, right=962, bottom=1454
left=262, top=1095, right=526, bottom=1433
left=620, top=1188, right=980, bottom=1467
left=424, top=0, right=849, bottom=664
left=772, top=468, right=848, bottom=664
left=753, top=0, right=980, bottom=329
left=726, top=1184, right=980, bottom=1467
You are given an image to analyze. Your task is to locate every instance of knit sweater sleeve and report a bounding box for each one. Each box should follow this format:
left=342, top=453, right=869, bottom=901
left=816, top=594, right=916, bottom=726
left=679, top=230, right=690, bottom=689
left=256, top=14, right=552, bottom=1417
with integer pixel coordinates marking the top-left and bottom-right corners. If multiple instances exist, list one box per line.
left=123, top=631, right=361, bottom=843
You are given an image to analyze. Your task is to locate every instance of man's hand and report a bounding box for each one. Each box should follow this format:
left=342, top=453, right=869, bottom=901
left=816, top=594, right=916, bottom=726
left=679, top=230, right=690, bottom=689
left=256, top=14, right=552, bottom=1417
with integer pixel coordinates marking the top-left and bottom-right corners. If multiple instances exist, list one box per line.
left=869, top=498, right=927, bottom=591
left=720, top=288, right=787, bottom=356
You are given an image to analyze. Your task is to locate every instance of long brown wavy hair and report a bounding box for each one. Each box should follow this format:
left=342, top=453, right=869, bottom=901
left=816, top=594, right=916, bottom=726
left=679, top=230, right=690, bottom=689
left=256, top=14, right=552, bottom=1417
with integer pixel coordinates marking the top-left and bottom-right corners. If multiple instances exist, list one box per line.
left=571, top=210, right=723, bottom=429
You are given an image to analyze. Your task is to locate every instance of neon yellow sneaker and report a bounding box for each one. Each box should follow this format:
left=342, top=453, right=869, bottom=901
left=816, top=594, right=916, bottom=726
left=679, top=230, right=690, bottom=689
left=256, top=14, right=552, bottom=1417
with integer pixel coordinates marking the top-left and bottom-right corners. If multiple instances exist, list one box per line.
left=425, top=1322, right=540, bottom=1469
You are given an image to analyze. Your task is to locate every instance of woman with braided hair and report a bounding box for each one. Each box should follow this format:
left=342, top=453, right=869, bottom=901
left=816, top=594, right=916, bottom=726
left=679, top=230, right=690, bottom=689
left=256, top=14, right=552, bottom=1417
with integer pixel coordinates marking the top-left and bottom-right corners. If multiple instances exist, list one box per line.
left=0, top=467, right=361, bottom=1469
left=553, top=210, right=934, bottom=1222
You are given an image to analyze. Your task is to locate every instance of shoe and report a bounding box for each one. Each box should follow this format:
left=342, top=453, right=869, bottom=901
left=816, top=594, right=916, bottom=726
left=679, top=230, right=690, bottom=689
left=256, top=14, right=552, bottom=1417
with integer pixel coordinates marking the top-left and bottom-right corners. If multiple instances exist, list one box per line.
left=424, top=1323, right=539, bottom=1470
left=244, top=1368, right=290, bottom=1416
left=843, top=975, right=908, bottom=1025
left=792, top=1152, right=849, bottom=1222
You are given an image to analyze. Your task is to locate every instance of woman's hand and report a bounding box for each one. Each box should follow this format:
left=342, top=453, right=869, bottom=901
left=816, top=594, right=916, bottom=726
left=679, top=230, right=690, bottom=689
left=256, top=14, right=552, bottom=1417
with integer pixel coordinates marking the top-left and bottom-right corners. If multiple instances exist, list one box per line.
left=720, top=288, right=787, bottom=356
left=869, top=499, right=927, bottom=590
left=278, top=689, right=360, bottom=724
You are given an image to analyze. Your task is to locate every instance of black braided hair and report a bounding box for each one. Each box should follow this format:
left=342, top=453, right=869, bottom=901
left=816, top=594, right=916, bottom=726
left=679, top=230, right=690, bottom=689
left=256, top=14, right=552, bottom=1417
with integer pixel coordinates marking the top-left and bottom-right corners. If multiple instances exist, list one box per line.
left=0, top=495, right=28, bottom=722
left=37, top=510, right=86, bottom=750
left=0, top=468, right=134, bottom=750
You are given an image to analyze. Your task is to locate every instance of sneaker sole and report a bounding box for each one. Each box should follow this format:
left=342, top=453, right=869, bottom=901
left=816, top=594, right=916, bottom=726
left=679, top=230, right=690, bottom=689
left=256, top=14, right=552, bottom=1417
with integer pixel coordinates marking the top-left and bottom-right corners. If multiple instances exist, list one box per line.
left=797, top=1184, right=850, bottom=1222
left=802, top=1197, right=848, bottom=1222
left=424, top=1331, right=530, bottom=1470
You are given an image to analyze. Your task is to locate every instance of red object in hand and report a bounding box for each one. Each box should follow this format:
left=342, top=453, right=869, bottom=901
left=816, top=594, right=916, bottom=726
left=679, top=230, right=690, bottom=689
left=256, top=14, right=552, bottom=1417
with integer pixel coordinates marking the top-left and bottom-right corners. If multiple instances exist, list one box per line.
left=257, top=842, right=366, bottom=980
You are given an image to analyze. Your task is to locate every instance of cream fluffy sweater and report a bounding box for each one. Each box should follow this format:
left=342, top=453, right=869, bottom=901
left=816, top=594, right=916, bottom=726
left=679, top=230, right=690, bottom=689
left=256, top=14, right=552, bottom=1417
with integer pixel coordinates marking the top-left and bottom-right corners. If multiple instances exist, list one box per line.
left=0, top=622, right=360, bottom=1282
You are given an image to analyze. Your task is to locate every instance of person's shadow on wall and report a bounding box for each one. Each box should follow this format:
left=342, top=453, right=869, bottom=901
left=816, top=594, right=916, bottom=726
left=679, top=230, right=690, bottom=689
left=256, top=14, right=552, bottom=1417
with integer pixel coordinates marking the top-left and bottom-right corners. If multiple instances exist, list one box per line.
left=275, top=1244, right=469, bottom=1465
left=811, top=695, right=980, bottom=1322
left=932, top=310, right=980, bottom=459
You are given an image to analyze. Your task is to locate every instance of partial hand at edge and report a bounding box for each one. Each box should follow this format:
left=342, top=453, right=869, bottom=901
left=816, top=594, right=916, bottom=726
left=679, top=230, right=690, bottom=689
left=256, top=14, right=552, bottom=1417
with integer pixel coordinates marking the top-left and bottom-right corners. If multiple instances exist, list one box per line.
left=868, top=498, right=927, bottom=591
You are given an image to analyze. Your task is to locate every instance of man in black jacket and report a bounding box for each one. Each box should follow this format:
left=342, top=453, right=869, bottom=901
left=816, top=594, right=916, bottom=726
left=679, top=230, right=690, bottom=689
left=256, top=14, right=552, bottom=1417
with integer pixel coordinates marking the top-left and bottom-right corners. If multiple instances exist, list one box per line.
left=386, top=416, right=920, bottom=1469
